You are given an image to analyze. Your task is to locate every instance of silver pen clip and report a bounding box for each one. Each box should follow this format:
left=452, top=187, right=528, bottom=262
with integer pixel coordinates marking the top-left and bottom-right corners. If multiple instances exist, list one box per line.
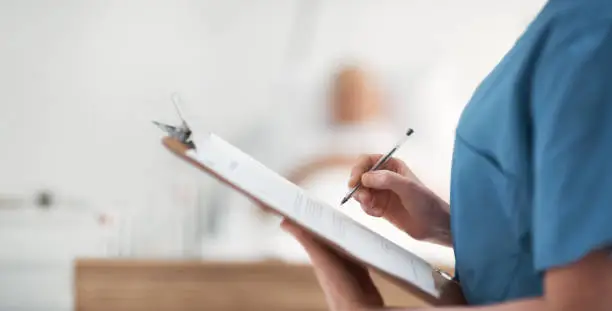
left=153, top=93, right=195, bottom=149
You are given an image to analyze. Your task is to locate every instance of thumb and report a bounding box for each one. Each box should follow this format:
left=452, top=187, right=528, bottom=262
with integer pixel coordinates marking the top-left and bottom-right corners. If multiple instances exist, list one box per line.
left=361, top=170, right=409, bottom=194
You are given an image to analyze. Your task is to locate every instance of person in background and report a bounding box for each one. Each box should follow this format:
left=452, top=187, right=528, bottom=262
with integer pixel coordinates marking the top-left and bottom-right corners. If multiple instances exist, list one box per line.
left=281, top=0, right=612, bottom=310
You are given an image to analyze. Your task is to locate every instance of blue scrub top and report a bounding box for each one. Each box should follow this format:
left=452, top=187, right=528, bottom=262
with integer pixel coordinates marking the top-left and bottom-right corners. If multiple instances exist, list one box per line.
left=450, top=0, right=612, bottom=305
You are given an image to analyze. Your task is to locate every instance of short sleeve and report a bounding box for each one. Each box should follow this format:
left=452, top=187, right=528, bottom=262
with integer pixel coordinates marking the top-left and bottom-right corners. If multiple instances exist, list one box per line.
left=532, top=25, right=612, bottom=271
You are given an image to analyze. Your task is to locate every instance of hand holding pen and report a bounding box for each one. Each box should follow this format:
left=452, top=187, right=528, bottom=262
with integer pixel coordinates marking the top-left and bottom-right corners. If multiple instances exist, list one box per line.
left=341, top=129, right=414, bottom=205
left=343, top=128, right=452, bottom=245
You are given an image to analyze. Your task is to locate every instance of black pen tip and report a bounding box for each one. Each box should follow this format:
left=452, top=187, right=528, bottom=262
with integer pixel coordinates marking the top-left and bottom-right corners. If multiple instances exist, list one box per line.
left=406, top=128, right=414, bottom=136
left=340, top=197, right=348, bottom=205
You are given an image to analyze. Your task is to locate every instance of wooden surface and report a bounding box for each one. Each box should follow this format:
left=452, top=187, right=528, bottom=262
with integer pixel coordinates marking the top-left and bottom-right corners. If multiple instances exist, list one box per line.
left=76, top=259, right=452, bottom=311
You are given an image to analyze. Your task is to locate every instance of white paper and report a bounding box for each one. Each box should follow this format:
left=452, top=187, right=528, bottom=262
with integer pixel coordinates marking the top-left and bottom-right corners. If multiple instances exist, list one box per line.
left=186, top=132, right=440, bottom=298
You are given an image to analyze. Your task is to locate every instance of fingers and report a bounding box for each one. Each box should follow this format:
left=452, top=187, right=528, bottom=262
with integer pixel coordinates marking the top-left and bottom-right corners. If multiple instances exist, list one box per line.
left=348, top=154, right=405, bottom=188
left=347, top=188, right=384, bottom=219
left=280, top=219, right=342, bottom=265
left=253, top=200, right=281, bottom=216
left=354, top=189, right=372, bottom=206
left=281, top=219, right=385, bottom=310
left=354, top=189, right=375, bottom=211
left=348, top=154, right=381, bottom=188
left=280, top=219, right=366, bottom=273
left=280, top=219, right=309, bottom=240
left=361, top=170, right=409, bottom=193
left=353, top=188, right=388, bottom=217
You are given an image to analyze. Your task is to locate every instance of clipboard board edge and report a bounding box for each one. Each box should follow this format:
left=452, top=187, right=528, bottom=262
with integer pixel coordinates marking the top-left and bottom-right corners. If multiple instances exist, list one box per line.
left=161, top=136, right=447, bottom=306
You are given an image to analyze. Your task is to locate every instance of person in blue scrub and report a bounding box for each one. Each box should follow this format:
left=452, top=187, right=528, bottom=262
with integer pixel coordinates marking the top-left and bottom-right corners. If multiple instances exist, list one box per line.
left=280, top=0, right=612, bottom=310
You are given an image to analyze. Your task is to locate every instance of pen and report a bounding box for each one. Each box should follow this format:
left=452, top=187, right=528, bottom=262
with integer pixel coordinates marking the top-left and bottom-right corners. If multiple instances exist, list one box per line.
left=340, top=128, right=414, bottom=205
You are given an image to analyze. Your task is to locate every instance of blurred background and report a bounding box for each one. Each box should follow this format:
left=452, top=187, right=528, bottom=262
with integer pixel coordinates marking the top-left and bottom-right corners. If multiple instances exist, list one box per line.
left=0, top=0, right=546, bottom=310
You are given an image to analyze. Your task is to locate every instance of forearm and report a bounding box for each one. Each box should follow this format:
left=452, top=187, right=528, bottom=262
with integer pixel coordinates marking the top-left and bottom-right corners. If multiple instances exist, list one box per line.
left=425, top=197, right=453, bottom=247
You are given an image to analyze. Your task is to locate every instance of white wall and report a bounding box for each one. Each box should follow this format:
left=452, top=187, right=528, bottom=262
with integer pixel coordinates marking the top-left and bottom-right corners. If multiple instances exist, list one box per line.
left=0, top=0, right=297, bottom=202
left=0, top=0, right=301, bottom=258
left=0, top=0, right=545, bottom=254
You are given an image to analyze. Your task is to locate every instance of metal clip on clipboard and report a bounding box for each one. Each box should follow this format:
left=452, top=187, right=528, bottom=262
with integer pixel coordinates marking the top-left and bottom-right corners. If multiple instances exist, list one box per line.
left=433, top=267, right=455, bottom=283
left=152, top=94, right=195, bottom=149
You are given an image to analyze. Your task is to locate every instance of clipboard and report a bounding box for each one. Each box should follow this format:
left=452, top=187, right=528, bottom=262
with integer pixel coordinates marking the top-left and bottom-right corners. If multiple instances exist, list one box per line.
left=154, top=99, right=458, bottom=306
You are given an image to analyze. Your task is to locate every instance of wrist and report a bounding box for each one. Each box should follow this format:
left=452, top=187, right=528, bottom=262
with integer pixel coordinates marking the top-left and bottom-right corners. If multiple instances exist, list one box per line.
left=437, top=278, right=467, bottom=306
left=425, top=198, right=452, bottom=247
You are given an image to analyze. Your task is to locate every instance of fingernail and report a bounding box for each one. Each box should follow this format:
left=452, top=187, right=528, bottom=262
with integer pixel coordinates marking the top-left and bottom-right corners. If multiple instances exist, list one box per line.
left=361, top=172, right=376, bottom=184
left=370, top=205, right=382, bottom=215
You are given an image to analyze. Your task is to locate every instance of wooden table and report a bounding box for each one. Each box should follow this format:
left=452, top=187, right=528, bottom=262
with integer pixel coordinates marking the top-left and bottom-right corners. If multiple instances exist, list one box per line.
left=76, top=259, right=453, bottom=311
